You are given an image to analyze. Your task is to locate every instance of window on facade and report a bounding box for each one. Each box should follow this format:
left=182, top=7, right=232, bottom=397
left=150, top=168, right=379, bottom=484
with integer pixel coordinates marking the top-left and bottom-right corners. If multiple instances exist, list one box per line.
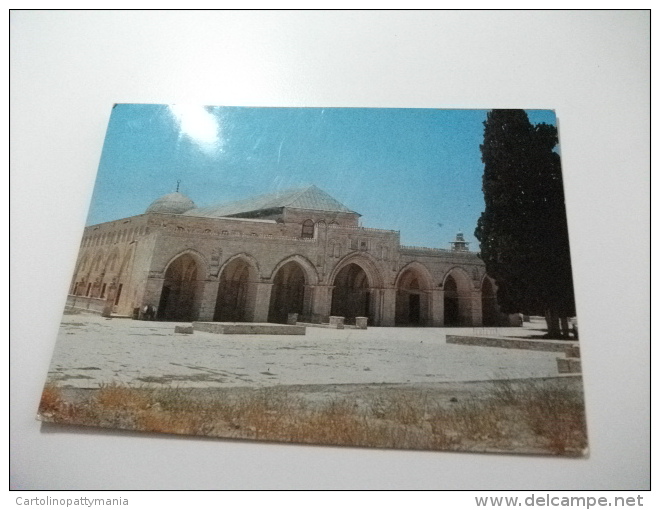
left=301, top=220, right=314, bottom=239
left=100, top=283, right=107, bottom=299
left=360, top=240, right=368, bottom=251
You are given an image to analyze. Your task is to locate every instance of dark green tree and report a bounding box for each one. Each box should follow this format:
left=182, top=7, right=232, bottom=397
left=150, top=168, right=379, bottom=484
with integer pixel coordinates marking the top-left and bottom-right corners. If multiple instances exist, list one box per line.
left=475, top=110, right=575, bottom=338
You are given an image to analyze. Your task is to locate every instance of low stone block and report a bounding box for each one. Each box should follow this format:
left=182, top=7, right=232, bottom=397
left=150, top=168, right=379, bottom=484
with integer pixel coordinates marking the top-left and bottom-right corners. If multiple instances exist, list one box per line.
left=355, top=317, right=368, bottom=329
left=568, top=358, right=582, bottom=373
left=329, top=316, right=345, bottom=329
left=447, top=335, right=575, bottom=352
left=557, top=357, right=571, bottom=373
left=508, top=313, right=523, bottom=327
left=565, top=345, right=581, bottom=358
left=193, top=322, right=306, bottom=335
left=175, top=326, right=194, bottom=334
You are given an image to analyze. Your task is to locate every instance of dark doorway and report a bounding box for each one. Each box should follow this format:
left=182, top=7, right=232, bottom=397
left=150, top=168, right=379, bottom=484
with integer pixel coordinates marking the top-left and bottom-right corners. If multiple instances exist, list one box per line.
left=444, top=275, right=460, bottom=326
left=157, top=254, right=199, bottom=321
left=331, top=263, right=370, bottom=325
left=215, top=258, right=253, bottom=322
left=158, top=286, right=171, bottom=316
left=395, top=269, right=428, bottom=326
left=409, top=294, right=420, bottom=324
left=268, top=261, right=306, bottom=324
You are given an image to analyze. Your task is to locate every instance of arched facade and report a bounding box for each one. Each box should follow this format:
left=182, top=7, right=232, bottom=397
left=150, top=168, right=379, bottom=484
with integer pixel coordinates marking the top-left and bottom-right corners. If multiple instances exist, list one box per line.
left=68, top=185, right=510, bottom=327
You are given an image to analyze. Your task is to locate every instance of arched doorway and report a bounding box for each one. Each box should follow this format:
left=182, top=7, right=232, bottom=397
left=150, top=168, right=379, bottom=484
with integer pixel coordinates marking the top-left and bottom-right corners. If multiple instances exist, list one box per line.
left=268, top=261, right=306, bottom=324
left=443, top=269, right=473, bottom=326
left=157, top=253, right=200, bottom=321
left=444, top=275, right=460, bottom=326
left=481, top=277, right=499, bottom=326
left=214, top=258, right=255, bottom=322
left=331, top=263, right=371, bottom=325
left=395, top=268, right=429, bottom=326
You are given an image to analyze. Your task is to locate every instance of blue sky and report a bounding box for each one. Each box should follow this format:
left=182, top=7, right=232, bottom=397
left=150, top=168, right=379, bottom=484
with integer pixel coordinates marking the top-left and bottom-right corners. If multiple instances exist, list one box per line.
left=88, top=105, right=557, bottom=249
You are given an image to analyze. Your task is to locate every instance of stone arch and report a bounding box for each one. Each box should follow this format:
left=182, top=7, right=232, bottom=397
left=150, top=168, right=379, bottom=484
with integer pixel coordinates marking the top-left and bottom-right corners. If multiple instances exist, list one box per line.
left=104, top=248, right=121, bottom=274
left=481, top=274, right=500, bottom=326
left=329, top=254, right=385, bottom=325
left=268, top=254, right=319, bottom=285
left=157, top=253, right=203, bottom=321
left=77, top=253, right=90, bottom=274
left=214, top=254, right=260, bottom=322
left=442, top=267, right=473, bottom=326
left=91, top=250, right=105, bottom=273
left=395, top=262, right=434, bottom=326
left=329, top=252, right=384, bottom=289
left=161, top=249, right=210, bottom=279
left=268, top=260, right=308, bottom=324
left=117, top=246, right=134, bottom=278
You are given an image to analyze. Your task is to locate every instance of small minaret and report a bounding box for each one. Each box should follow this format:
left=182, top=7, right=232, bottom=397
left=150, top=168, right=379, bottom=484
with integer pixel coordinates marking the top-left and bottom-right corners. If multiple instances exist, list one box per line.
left=450, top=231, right=470, bottom=252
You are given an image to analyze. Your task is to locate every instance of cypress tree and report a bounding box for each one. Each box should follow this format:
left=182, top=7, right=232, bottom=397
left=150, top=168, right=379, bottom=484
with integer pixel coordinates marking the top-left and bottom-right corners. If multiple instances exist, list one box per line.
left=475, top=110, right=575, bottom=338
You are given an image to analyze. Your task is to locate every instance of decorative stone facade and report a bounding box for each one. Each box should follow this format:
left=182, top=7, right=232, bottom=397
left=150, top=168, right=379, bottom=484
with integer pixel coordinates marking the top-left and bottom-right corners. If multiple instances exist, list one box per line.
left=67, top=185, right=506, bottom=327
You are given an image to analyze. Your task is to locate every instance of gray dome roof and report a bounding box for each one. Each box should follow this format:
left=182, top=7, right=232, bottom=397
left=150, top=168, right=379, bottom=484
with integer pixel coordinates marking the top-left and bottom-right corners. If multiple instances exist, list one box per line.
left=146, top=192, right=196, bottom=214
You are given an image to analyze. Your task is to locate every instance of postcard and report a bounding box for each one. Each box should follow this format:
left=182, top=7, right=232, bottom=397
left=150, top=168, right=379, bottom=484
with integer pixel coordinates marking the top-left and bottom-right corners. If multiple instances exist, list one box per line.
left=38, top=105, right=586, bottom=456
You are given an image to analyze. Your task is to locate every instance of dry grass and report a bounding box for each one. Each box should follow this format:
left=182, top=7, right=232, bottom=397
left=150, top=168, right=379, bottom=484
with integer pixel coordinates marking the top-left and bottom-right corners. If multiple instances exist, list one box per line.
left=37, top=378, right=587, bottom=455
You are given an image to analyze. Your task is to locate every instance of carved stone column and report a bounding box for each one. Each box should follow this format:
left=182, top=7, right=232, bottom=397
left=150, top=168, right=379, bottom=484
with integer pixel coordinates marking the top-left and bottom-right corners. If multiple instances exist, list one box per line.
left=380, top=288, right=396, bottom=327
left=197, top=280, right=220, bottom=321
left=431, top=288, right=444, bottom=326
left=251, top=282, right=273, bottom=323
left=311, top=285, right=333, bottom=323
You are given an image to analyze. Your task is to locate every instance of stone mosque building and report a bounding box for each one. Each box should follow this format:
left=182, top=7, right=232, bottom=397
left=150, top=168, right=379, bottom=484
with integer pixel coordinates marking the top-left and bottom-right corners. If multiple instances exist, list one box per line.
left=66, top=185, right=509, bottom=327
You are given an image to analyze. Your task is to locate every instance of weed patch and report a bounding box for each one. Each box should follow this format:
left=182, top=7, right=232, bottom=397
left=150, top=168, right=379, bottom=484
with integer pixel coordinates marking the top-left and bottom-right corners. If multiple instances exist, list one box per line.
left=37, top=378, right=587, bottom=455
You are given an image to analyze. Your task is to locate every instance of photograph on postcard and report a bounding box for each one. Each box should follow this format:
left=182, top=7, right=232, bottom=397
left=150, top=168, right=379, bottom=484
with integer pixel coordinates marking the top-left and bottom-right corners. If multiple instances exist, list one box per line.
left=38, top=105, right=586, bottom=456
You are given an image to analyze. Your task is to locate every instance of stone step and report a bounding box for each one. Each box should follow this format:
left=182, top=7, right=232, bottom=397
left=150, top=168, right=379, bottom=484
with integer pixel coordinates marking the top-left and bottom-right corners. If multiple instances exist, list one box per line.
left=447, top=334, right=577, bottom=352
left=557, top=357, right=582, bottom=374
left=193, top=322, right=306, bottom=335
left=565, top=345, right=581, bottom=358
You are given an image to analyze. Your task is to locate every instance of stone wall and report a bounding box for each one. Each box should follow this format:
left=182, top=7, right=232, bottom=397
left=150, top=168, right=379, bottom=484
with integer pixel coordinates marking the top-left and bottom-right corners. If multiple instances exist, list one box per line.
left=67, top=209, right=500, bottom=327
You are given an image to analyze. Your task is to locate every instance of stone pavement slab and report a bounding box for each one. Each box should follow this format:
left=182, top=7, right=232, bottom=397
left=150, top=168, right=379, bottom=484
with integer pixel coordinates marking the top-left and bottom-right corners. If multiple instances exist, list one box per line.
left=45, top=315, right=562, bottom=389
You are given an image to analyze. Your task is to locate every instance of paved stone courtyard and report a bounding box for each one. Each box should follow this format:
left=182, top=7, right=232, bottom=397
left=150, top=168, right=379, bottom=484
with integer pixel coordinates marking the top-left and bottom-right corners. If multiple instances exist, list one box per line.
left=44, top=314, right=562, bottom=389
